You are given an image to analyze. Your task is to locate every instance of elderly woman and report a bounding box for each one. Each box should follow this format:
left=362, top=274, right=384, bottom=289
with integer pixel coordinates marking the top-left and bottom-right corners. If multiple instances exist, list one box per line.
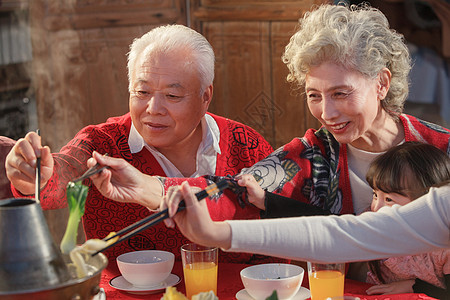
left=233, top=2, right=450, bottom=217
left=89, top=2, right=450, bottom=276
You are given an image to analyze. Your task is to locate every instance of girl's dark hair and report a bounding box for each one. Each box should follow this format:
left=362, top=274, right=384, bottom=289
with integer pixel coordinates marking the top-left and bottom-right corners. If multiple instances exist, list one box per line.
left=366, top=141, right=450, bottom=283
left=366, top=141, right=450, bottom=200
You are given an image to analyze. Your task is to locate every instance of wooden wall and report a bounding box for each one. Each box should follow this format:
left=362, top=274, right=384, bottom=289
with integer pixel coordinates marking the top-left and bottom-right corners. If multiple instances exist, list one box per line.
left=29, top=0, right=324, bottom=242
left=193, top=1, right=323, bottom=148
left=29, top=0, right=187, bottom=152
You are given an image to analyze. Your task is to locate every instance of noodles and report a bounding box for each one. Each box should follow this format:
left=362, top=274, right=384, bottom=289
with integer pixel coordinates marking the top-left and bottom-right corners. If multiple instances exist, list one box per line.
left=69, top=233, right=118, bottom=278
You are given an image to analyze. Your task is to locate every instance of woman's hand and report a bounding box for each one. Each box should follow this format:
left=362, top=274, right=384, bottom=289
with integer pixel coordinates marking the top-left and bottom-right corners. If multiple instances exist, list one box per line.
left=161, top=181, right=232, bottom=249
left=88, top=151, right=163, bottom=209
left=236, top=174, right=266, bottom=210
left=5, top=131, right=53, bottom=195
left=366, top=279, right=414, bottom=295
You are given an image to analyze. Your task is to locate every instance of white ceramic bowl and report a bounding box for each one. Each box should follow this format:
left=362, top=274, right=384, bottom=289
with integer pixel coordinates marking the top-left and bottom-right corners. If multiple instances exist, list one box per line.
left=240, top=263, right=304, bottom=300
left=117, top=250, right=175, bottom=288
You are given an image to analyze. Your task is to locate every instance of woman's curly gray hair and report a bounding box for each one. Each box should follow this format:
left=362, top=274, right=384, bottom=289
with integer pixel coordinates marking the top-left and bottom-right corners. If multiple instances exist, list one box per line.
left=282, top=3, right=411, bottom=117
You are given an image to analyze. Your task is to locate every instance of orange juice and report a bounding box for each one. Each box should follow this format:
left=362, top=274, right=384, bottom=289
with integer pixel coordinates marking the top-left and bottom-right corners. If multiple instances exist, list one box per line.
left=309, top=270, right=344, bottom=300
left=183, top=261, right=218, bottom=299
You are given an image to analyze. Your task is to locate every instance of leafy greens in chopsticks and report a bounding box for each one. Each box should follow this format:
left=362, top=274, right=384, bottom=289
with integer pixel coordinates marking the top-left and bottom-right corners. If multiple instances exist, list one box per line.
left=60, top=181, right=89, bottom=254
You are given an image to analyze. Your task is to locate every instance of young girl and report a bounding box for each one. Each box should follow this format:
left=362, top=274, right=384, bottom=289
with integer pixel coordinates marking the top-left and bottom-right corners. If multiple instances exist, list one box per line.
left=365, top=141, right=450, bottom=299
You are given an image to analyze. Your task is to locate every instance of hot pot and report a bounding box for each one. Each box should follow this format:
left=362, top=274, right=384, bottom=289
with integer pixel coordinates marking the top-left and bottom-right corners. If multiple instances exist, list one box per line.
left=0, top=198, right=107, bottom=300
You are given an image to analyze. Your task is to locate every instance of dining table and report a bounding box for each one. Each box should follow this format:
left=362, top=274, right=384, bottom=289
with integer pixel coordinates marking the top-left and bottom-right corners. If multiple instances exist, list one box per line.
left=100, top=261, right=438, bottom=300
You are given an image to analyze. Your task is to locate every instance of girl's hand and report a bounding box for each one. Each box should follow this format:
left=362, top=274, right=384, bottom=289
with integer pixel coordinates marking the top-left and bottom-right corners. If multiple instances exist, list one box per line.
left=161, top=181, right=232, bottom=249
left=89, top=151, right=163, bottom=209
left=366, top=279, right=414, bottom=295
left=236, top=174, right=266, bottom=210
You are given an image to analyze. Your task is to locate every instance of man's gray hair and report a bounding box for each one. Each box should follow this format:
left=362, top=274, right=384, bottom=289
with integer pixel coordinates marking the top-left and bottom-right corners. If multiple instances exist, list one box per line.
left=127, top=24, right=215, bottom=93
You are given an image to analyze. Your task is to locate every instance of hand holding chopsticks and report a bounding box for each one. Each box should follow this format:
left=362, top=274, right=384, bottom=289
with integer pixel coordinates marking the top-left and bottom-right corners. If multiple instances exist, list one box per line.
left=91, top=179, right=230, bottom=256
left=70, top=153, right=109, bottom=184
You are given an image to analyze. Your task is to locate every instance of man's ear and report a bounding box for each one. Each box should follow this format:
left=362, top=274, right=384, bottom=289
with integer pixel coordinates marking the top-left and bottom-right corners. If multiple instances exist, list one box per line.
left=202, top=84, right=213, bottom=107
left=378, top=68, right=391, bottom=100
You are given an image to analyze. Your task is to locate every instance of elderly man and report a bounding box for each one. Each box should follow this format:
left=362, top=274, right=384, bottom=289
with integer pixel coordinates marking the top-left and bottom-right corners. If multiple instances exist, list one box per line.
left=5, top=25, right=273, bottom=264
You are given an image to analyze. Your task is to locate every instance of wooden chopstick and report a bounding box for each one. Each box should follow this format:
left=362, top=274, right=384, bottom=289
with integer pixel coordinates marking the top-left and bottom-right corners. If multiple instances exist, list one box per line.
left=91, top=179, right=230, bottom=256
left=70, top=153, right=109, bottom=184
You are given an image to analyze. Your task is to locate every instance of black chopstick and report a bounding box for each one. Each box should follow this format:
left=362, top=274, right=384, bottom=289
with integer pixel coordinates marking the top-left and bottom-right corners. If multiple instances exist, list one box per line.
left=69, top=153, right=109, bottom=184
left=35, top=129, right=41, bottom=203
left=91, top=179, right=230, bottom=256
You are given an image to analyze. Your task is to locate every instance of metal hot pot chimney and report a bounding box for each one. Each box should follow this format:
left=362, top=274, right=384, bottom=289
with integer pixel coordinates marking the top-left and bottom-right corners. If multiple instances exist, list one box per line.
left=0, top=198, right=107, bottom=300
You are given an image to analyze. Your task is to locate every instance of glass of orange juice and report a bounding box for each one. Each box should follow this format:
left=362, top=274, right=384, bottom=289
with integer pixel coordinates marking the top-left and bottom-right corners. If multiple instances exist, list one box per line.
left=307, top=262, right=345, bottom=300
left=181, top=243, right=218, bottom=299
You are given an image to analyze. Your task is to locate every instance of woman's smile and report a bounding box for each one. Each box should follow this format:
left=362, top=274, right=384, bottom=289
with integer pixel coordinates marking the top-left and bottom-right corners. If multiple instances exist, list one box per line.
left=327, top=121, right=350, bottom=133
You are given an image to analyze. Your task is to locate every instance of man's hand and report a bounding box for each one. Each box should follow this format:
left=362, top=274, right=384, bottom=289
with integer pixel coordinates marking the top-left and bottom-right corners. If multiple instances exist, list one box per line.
left=5, top=131, right=53, bottom=195
left=88, top=151, right=163, bottom=209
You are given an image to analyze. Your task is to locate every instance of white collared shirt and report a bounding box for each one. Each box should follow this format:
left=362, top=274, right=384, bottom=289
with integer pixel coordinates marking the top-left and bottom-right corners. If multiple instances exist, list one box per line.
left=128, top=114, right=221, bottom=177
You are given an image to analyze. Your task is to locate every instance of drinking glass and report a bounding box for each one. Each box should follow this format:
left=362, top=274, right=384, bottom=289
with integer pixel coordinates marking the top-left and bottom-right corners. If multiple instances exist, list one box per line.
left=181, top=243, right=218, bottom=299
left=307, top=262, right=345, bottom=300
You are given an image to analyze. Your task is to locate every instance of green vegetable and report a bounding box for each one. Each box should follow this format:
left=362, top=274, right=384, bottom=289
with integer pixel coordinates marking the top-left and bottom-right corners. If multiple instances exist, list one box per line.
left=266, top=291, right=279, bottom=300
left=60, top=181, right=89, bottom=254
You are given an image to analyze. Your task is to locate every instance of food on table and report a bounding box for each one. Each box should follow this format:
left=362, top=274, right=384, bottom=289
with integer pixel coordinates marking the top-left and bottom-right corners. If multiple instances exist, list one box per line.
left=266, top=291, right=279, bottom=300
left=60, top=181, right=89, bottom=254
left=60, top=180, right=117, bottom=278
left=161, top=287, right=218, bottom=300
left=161, top=286, right=188, bottom=300
left=192, top=290, right=218, bottom=300
left=69, top=232, right=118, bottom=278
